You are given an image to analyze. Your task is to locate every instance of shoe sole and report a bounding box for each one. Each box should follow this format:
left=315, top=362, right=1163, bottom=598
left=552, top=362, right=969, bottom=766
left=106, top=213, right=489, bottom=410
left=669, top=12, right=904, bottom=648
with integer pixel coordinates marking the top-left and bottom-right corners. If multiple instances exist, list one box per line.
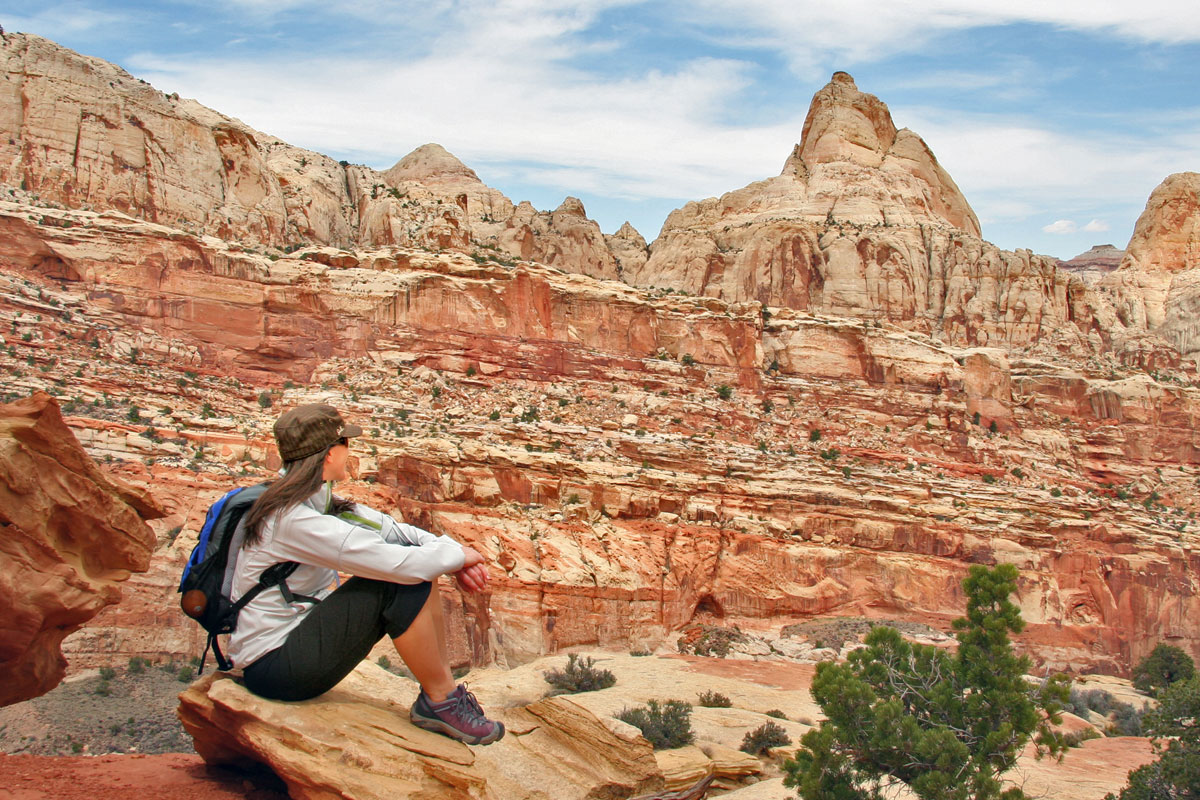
left=410, top=711, right=505, bottom=745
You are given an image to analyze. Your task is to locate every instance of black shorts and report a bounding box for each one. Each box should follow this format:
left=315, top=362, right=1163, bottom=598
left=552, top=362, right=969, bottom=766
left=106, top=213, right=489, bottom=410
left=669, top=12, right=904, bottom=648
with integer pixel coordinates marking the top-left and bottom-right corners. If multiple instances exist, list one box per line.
left=242, top=577, right=431, bottom=701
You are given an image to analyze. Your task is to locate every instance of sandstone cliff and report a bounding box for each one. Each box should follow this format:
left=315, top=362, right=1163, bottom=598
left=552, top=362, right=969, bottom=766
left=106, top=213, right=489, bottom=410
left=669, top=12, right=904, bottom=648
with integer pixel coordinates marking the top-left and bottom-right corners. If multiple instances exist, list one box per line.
left=1099, top=172, right=1200, bottom=362
left=0, top=392, right=161, bottom=705
left=630, top=73, right=1116, bottom=355
left=0, top=33, right=632, bottom=279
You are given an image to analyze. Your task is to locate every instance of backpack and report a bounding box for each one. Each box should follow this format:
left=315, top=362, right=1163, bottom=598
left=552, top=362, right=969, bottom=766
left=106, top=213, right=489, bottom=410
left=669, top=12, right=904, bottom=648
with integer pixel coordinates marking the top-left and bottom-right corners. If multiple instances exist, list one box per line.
left=178, top=482, right=319, bottom=672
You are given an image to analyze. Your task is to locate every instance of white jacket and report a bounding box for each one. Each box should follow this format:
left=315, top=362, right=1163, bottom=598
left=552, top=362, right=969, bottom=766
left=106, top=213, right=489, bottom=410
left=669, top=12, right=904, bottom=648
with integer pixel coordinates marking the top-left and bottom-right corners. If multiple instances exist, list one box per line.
left=226, top=482, right=465, bottom=668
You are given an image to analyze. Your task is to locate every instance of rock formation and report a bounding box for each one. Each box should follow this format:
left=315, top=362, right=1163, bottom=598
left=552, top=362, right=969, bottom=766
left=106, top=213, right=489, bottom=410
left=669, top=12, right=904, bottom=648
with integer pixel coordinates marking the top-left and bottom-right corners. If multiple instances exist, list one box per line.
left=1059, top=245, right=1125, bottom=286
left=0, top=33, right=633, bottom=280
left=1098, top=172, right=1200, bottom=361
left=630, top=73, right=1110, bottom=354
left=0, top=392, right=160, bottom=705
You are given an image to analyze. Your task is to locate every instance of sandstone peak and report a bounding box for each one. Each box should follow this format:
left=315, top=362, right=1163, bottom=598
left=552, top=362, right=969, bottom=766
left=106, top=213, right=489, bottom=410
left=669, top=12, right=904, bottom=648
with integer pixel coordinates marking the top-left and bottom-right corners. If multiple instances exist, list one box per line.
left=554, top=196, right=587, bottom=217
left=791, top=71, right=898, bottom=170
left=613, top=221, right=644, bottom=242
left=383, top=143, right=481, bottom=185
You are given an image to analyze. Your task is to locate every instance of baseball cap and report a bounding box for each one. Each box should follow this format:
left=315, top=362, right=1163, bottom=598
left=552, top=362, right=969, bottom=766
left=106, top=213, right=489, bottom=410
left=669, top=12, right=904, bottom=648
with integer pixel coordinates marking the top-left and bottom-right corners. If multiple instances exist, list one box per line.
left=273, top=404, right=363, bottom=462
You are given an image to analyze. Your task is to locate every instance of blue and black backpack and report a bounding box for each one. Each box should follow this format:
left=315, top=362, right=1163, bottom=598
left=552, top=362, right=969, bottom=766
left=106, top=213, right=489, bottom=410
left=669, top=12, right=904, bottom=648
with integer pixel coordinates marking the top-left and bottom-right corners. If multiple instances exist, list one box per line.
left=178, top=482, right=318, bottom=672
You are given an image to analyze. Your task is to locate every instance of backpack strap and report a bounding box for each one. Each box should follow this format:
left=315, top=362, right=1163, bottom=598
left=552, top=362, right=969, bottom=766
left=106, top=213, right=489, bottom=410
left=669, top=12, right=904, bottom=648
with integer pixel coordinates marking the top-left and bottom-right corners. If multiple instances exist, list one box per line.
left=200, top=562, right=322, bottom=674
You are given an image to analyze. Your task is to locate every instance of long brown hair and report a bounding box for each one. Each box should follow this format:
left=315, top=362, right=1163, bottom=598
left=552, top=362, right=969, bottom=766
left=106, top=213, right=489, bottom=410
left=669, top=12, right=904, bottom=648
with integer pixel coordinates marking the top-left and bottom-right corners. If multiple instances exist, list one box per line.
left=241, top=443, right=355, bottom=547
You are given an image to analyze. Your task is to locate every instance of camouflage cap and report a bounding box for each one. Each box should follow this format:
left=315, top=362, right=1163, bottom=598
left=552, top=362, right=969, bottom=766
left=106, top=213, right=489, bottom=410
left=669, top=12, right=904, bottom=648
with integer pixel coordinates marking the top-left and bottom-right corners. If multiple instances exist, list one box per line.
left=273, top=404, right=363, bottom=462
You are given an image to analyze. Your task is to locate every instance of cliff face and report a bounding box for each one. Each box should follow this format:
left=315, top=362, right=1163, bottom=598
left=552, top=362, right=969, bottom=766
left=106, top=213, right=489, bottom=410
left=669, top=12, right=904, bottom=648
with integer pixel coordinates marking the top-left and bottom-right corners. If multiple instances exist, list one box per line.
left=0, top=33, right=631, bottom=279
left=1100, top=172, right=1200, bottom=360
left=1, top=201, right=1196, bottom=678
left=0, top=393, right=160, bottom=706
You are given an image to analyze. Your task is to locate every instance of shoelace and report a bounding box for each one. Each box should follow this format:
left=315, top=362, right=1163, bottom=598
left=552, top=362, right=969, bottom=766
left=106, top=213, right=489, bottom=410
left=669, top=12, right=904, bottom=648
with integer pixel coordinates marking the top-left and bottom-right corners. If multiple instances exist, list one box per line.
left=449, top=686, right=489, bottom=725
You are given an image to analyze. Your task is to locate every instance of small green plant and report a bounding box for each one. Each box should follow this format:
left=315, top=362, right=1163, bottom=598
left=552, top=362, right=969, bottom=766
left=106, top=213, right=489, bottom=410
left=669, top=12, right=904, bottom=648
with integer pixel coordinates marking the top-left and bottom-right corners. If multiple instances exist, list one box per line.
left=630, top=648, right=652, bottom=657
left=983, top=474, right=997, bottom=484
left=176, top=665, right=195, bottom=682
left=544, top=654, right=617, bottom=695
left=972, top=411, right=981, bottom=425
left=99, top=666, right=116, bottom=680
left=466, top=365, right=476, bottom=377
left=258, top=391, right=272, bottom=409
left=716, top=384, right=733, bottom=400
left=742, top=720, right=791, bottom=755
left=698, top=690, right=732, bottom=708
left=616, top=700, right=694, bottom=749
left=127, top=656, right=147, bottom=674
left=681, top=354, right=695, bottom=366
left=766, top=709, right=788, bottom=719
left=1050, top=487, right=1063, bottom=498
left=377, top=655, right=393, bottom=670
left=809, top=429, right=821, bottom=442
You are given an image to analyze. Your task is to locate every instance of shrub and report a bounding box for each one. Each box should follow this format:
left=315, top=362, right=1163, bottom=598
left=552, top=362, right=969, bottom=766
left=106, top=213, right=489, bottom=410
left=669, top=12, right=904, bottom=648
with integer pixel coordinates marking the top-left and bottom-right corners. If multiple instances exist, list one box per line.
left=1106, top=676, right=1200, bottom=799
left=1111, top=701, right=1147, bottom=737
left=697, top=690, right=732, bottom=708
left=742, top=721, right=791, bottom=755
left=377, top=655, right=393, bottom=670
left=809, top=429, right=821, bottom=442
left=1133, top=643, right=1195, bottom=697
left=716, top=384, right=733, bottom=400
left=982, top=474, right=997, bottom=484
left=544, top=654, right=616, bottom=695
left=1063, top=728, right=1101, bottom=748
left=616, top=700, right=694, bottom=749
left=176, top=665, right=194, bottom=682
left=127, top=656, right=147, bottom=674
left=766, top=709, right=788, bottom=719
left=98, top=666, right=116, bottom=680
left=681, top=354, right=695, bottom=366
left=258, top=391, right=272, bottom=409
left=1067, top=687, right=1114, bottom=716
left=630, top=648, right=652, bottom=657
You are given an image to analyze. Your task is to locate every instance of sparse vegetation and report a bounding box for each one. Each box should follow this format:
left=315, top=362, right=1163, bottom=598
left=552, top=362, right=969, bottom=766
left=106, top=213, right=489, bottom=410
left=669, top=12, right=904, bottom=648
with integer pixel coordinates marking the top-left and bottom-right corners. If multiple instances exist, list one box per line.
left=742, top=721, right=791, bottom=755
left=697, top=690, right=732, bottom=708
left=543, top=654, right=616, bottom=695
left=616, top=700, right=694, bottom=750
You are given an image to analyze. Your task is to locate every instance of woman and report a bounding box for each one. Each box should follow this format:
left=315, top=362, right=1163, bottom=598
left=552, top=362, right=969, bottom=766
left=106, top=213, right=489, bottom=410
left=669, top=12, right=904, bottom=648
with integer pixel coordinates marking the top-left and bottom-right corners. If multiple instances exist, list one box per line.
left=228, top=403, right=503, bottom=745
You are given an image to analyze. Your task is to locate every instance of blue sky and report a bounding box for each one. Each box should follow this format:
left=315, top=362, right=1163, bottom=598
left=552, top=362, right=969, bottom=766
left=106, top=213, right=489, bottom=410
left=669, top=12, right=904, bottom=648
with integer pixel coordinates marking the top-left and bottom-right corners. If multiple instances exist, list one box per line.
left=5, top=1, right=1199, bottom=259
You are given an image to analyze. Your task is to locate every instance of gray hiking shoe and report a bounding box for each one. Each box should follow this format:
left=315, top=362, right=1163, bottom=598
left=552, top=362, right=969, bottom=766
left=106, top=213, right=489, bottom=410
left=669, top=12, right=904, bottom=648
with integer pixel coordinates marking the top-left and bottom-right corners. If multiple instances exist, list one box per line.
left=410, top=684, right=505, bottom=745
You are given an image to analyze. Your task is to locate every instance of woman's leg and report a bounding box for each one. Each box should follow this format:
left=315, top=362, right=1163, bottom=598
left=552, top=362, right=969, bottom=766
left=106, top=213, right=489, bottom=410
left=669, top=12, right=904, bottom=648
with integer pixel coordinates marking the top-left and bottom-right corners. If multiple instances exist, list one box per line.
left=242, top=577, right=430, bottom=702
left=392, top=588, right=455, bottom=702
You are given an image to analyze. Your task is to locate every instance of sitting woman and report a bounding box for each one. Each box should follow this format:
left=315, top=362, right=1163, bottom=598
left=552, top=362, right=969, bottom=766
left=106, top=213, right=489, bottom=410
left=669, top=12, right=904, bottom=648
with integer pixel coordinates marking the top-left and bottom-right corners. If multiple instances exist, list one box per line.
left=228, top=403, right=503, bottom=745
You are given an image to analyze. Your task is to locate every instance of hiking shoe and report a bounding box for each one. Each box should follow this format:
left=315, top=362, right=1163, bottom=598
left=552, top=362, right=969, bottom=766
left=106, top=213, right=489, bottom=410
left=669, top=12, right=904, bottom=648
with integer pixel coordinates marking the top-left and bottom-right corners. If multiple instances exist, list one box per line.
left=410, top=684, right=505, bottom=745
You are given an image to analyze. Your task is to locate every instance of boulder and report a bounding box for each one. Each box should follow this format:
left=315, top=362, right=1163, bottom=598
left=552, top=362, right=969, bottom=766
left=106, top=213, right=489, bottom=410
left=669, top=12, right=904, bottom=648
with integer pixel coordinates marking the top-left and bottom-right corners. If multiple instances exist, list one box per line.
left=0, top=392, right=160, bottom=705
left=177, top=664, right=664, bottom=800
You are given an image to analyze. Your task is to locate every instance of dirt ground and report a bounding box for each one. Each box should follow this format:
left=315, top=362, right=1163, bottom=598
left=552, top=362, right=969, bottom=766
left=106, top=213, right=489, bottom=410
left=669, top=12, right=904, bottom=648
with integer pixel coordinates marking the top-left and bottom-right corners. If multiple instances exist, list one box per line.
left=0, top=753, right=288, bottom=800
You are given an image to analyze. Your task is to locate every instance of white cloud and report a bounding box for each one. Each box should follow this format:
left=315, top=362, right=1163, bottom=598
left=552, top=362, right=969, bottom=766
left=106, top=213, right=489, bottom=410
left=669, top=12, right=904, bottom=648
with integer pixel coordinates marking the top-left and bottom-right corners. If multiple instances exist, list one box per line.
left=1043, top=220, right=1078, bottom=234
left=684, top=0, right=1200, bottom=76
left=1083, top=219, right=1111, bottom=232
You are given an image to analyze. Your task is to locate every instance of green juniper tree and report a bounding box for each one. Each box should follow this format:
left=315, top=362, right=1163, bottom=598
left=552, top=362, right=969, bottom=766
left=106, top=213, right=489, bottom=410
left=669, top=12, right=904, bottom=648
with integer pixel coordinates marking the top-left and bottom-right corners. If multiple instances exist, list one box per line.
left=783, top=564, right=1069, bottom=800
left=1106, top=674, right=1200, bottom=800
left=1132, top=643, right=1195, bottom=698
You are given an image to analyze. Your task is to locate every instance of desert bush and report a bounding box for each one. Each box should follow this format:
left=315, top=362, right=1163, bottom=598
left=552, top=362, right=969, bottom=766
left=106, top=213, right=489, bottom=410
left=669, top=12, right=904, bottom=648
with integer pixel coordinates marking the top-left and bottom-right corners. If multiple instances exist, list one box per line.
left=176, top=665, right=194, bottom=683
left=127, top=656, right=147, bottom=675
left=697, top=690, right=732, bottom=708
left=1111, top=701, right=1148, bottom=737
left=1133, top=643, right=1195, bottom=697
left=616, top=700, right=694, bottom=750
left=543, top=654, right=616, bottom=695
left=1067, top=687, right=1115, bottom=716
left=98, top=666, right=116, bottom=681
left=742, top=721, right=791, bottom=755
left=766, top=709, right=788, bottom=719
left=1063, top=728, right=1101, bottom=748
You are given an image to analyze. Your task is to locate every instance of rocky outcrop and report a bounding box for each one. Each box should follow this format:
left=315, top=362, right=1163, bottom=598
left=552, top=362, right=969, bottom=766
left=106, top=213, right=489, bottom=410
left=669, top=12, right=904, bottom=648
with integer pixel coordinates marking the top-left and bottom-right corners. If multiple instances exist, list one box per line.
left=630, top=73, right=1103, bottom=351
left=0, top=34, right=630, bottom=278
left=1099, top=172, right=1200, bottom=361
left=0, top=392, right=160, bottom=705
left=178, top=663, right=664, bottom=800
left=1059, top=245, right=1125, bottom=286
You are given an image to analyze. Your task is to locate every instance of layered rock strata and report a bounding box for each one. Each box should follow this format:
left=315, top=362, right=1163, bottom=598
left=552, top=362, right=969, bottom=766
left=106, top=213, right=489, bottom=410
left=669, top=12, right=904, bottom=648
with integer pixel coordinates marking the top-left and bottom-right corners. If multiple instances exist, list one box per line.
left=1, top=202, right=1196, bottom=676
left=0, top=392, right=160, bottom=705
left=0, top=34, right=631, bottom=279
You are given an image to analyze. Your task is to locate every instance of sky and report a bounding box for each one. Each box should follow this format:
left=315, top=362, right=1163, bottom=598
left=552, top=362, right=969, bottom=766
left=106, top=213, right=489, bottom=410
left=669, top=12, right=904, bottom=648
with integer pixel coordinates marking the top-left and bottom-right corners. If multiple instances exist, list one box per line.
left=4, top=1, right=1199, bottom=259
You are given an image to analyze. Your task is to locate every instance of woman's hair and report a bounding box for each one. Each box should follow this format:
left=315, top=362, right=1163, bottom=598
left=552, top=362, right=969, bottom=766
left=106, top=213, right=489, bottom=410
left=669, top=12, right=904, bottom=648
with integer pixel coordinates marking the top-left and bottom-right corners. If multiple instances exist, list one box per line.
left=241, top=441, right=356, bottom=547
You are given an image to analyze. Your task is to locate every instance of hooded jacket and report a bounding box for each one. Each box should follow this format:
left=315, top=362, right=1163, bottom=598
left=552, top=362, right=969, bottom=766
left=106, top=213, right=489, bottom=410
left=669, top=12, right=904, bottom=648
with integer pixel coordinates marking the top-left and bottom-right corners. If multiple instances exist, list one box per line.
left=226, top=482, right=465, bottom=668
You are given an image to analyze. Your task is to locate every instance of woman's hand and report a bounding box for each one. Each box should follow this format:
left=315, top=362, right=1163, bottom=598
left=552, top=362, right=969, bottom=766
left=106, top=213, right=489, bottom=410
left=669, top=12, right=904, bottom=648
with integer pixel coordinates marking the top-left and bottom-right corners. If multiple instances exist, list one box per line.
left=455, top=546, right=490, bottom=594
